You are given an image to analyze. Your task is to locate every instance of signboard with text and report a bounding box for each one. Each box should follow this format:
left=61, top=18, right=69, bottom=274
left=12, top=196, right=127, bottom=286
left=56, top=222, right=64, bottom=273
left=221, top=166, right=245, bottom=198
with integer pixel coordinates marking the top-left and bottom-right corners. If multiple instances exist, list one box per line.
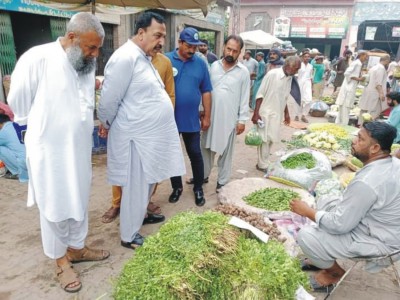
left=276, top=7, right=349, bottom=39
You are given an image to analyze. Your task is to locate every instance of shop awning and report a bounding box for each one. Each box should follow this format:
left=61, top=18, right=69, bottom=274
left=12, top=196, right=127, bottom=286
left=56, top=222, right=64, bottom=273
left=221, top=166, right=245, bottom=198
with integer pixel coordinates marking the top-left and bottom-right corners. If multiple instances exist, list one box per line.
left=240, top=30, right=284, bottom=49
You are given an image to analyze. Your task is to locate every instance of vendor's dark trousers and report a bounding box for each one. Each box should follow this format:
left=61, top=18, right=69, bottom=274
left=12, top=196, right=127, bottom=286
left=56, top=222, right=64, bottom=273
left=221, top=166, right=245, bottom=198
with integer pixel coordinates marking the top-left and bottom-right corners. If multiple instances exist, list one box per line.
left=170, top=131, right=204, bottom=192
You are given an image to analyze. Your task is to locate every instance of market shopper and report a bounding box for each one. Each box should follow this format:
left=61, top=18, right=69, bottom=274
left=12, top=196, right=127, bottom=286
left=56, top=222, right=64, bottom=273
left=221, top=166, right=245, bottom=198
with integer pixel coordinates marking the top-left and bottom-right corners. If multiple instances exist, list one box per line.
left=251, top=52, right=266, bottom=109
left=0, top=113, right=28, bottom=181
left=295, top=51, right=313, bottom=123
left=265, top=48, right=284, bottom=73
left=7, top=12, right=109, bottom=293
left=311, top=56, right=325, bottom=101
left=165, top=27, right=212, bottom=207
left=100, top=34, right=175, bottom=224
left=387, top=91, right=400, bottom=143
left=335, top=50, right=369, bottom=126
left=290, top=121, right=400, bottom=291
left=252, top=56, right=301, bottom=172
left=333, top=50, right=352, bottom=93
left=358, top=54, right=391, bottom=125
left=200, top=35, right=250, bottom=192
left=98, top=12, right=185, bottom=249
left=198, top=39, right=219, bottom=66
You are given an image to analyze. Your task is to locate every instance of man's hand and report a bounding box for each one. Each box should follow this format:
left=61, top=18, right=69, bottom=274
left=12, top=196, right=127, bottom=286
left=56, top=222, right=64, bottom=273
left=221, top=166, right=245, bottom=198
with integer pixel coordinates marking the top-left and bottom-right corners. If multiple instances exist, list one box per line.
left=98, top=124, right=108, bottom=138
left=236, top=123, right=245, bottom=135
left=251, top=111, right=261, bottom=124
left=201, top=117, right=211, bottom=131
left=290, top=199, right=316, bottom=222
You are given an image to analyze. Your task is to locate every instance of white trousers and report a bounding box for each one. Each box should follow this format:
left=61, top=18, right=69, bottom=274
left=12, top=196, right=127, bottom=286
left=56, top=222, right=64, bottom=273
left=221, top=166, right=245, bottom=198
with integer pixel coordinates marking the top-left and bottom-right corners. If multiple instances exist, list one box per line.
left=120, top=141, right=155, bottom=243
left=40, top=212, right=88, bottom=259
left=257, top=140, right=273, bottom=169
left=202, top=129, right=236, bottom=186
left=296, top=101, right=312, bottom=118
left=335, top=105, right=350, bottom=126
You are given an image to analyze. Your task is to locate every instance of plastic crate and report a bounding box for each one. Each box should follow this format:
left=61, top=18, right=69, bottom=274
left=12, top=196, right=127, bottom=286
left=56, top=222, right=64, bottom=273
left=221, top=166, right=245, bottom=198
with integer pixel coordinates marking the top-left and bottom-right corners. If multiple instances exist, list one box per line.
left=92, top=125, right=107, bottom=155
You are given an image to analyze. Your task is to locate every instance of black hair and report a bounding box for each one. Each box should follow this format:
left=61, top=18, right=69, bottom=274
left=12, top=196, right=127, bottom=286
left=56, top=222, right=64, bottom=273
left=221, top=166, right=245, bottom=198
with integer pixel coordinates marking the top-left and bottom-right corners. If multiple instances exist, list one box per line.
left=363, top=121, right=397, bottom=152
left=133, top=11, right=165, bottom=35
left=0, top=113, right=10, bottom=124
left=224, top=35, right=244, bottom=50
left=387, top=91, right=400, bottom=103
left=200, top=39, right=208, bottom=46
left=344, top=50, right=353, bottom=55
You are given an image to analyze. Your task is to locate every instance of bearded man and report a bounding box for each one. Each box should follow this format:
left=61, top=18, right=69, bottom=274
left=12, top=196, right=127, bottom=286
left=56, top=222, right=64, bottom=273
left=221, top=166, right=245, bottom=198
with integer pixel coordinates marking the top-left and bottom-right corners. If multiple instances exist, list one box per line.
left=8, top=12, right=109, bottom=293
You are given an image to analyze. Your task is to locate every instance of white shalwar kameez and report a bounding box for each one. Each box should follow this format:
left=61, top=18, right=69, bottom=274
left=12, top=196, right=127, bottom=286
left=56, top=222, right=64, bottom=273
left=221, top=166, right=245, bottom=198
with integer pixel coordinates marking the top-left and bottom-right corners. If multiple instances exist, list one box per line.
left=335, top=59, right=362, bottom=125
left=201, top=60, right=250, bottom=185
left=298, top=157, right=400, bottom=270
left=359, top=63, right=387, bottom=119
left=256, top=68, right=292, bottom=169
left=297, top=62, right=313, bottom=117
left=8, top=40, right=94, bottom=259
left=98, top=40, right=185, bottom=243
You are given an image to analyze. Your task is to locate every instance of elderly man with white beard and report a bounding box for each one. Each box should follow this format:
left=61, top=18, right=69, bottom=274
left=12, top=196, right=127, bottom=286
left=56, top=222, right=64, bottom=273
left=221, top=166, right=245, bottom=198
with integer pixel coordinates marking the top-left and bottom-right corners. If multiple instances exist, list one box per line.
left=8, top=12, right=110, bottom=293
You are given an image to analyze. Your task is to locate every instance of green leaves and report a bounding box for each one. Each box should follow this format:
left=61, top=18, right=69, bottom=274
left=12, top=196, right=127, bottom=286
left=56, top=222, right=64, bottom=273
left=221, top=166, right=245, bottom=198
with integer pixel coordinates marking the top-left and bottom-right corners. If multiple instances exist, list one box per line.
left=243, top=188, right=300, bottom=211
left=114, top=211, right=308, bottom=299
left=281, top=152, right=316, bottom=169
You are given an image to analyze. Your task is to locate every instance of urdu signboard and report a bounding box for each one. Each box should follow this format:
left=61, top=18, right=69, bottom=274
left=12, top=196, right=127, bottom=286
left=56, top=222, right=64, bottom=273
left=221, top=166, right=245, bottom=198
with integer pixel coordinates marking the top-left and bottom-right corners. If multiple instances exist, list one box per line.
left=274, top=7, right=349, bottom=39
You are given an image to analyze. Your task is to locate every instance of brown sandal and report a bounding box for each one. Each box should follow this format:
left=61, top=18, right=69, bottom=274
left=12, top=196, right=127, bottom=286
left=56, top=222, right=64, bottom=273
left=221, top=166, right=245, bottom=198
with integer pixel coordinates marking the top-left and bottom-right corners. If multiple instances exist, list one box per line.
left=66, top=246, right=110, bottom=263
left=147, top=201, right=161, bottom=214
left=101, top=207, right=120, bottom=223
left=56, top=263, right=82, bottom=293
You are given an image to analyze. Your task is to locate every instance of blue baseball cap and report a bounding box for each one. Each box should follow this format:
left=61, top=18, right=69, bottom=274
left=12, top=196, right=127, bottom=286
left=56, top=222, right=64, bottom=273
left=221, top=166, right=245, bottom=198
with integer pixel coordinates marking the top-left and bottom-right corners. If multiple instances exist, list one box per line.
left=179, top=27, right=204, bottom=46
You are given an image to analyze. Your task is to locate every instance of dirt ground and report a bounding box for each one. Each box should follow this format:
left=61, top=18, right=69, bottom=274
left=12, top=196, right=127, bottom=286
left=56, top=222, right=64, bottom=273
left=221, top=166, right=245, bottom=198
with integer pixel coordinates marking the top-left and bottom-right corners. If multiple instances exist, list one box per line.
left=1, top=93, right=400, bottom=300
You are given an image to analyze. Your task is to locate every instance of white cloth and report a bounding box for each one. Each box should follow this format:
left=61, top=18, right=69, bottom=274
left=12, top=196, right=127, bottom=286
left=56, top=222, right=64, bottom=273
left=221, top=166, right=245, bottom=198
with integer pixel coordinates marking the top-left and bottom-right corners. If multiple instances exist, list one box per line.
left=256, top=68, right=292, bottom=143
left=335, top=59, right=362, bottom=108
left=40, top=212, right=88, bottom=259
left=8, top=39, right=94, bottom=222
left=120, top=141, right=155, bottom=242
left=202, top=128, right=236, bottom=185
left=298, top=62, right=313, bottom=104
left=298, top=157, right=400, bottom=268
left=242, top=57, right=258, bottom=75
left=98, top=40, right=185, bottom=186
left=359, top=63, right=387, bottom=117
left=202, top=60, right=250, bottom=155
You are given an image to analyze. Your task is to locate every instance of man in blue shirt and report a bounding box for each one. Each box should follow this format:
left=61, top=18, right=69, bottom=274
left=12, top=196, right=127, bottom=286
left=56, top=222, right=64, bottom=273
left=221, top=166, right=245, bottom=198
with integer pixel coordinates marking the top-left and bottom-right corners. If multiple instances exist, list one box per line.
left=165, top=27, right=212, bottom=206
left=0, top=113, right=28, bottom=182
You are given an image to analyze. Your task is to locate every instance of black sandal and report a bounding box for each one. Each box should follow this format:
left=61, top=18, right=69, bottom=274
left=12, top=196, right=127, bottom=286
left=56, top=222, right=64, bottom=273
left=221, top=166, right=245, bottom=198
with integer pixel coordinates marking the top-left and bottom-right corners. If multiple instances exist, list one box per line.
left=186, top=177, right=209, bottom=184
left=121, top=233, right=145, bottom=250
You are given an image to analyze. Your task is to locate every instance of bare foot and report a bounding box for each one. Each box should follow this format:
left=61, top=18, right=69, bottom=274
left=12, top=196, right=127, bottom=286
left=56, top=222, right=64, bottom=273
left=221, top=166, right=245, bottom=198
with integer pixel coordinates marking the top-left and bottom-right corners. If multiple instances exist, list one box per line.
left=101, top=207, right=120, bottom=223
left=314, top=262, right=346, bottom=286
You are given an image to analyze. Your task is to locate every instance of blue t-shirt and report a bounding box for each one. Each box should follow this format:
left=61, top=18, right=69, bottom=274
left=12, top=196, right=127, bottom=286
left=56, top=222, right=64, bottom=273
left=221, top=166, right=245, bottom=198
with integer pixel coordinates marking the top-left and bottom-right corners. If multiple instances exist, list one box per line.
left=165, top=50, right=212, bottom=132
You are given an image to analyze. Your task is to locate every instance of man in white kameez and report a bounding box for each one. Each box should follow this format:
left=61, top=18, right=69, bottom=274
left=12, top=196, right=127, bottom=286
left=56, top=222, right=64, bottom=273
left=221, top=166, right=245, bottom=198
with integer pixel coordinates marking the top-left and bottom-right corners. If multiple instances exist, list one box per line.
left=290, top=121, right=400, bottom=292
left=335, top=51, right=369, bottom=125
left=295, top=51, right=313, bottom=123
left=201, top=35, right=250, bottom=192
left=358, top=54, right=391, bottom=126
left=7, top=13, right=109, bottom=293
left=252, top=56, right=301, bottom=172
left=98, top=12, right=185, bottom=249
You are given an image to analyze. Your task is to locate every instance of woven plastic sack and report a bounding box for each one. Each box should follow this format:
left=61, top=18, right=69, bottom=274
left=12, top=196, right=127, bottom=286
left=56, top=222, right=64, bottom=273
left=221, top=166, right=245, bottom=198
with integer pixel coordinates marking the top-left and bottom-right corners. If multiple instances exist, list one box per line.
left=310, top=101, right=329, bottom=112
left=266, top=149, right=332, bottom=192
left=245, top=126, right=262, bottom=146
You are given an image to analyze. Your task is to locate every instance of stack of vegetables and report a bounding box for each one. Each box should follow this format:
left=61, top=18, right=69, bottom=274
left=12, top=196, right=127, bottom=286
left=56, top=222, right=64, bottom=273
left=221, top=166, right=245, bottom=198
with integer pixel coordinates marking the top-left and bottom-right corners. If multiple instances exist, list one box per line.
left=243, top=187, right=300, bottom=212
left=115, top=211, right=309, bottom=299
left=321, top=95, right=335, bottom=106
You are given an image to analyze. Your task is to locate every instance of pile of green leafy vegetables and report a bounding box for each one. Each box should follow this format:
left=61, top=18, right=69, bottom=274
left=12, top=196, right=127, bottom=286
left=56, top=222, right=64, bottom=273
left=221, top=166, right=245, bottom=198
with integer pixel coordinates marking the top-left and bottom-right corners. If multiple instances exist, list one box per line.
left=243, top=188, right=300, bottom=211
left=281, top=152, right=316, bottom=169
left=114, top=211, right=308, bottom=300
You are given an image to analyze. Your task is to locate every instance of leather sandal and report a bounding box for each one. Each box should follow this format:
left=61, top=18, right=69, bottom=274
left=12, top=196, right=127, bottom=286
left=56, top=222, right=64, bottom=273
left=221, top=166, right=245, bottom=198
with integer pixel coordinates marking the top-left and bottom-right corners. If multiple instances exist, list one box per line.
left=121, top=233, right=145, bottom=250
left=56, top=263, right=82, bottom=293
left=66, top=246, right=110, bottom=263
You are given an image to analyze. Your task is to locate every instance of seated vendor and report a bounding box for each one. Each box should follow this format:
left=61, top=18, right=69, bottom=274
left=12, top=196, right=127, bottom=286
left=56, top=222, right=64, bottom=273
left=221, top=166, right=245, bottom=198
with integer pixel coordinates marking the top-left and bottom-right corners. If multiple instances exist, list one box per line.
left=0, top=114, right=28, bottom=182
left=290, top=121, right=400, bottom=292
left=386, top=91, right=400, bottom=144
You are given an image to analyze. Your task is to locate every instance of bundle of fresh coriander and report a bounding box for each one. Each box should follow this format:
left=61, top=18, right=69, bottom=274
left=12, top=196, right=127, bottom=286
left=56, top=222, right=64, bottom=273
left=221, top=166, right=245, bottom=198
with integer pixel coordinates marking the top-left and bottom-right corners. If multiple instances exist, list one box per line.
left=243, top=188, right=300, bottom=211
left=114, top=211, right=308, bottom=299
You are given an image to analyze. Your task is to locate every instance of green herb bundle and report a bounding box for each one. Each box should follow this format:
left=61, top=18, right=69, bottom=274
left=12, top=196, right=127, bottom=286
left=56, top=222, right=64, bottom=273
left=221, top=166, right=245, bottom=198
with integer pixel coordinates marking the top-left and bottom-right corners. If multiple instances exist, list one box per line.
left=281, top=152, right=316, bottom=169
left=114, top=211, right=308, bottom=299
left=243, top=188, right=300, bottom=211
